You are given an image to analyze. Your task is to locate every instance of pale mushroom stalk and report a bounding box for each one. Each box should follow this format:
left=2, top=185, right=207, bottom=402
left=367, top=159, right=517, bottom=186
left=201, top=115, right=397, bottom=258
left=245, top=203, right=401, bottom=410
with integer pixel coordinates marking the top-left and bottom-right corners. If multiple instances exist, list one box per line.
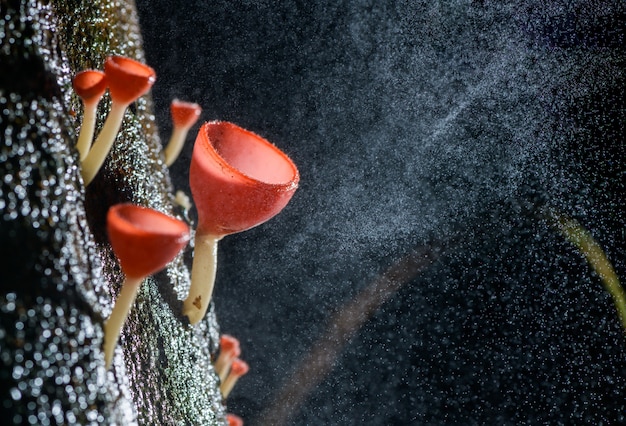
left=164, top=99, right=201, bottom=166
left=72, top=69, right=107, bottom=161
left=182, top=233, right=220, bottom=325
left=79, top=56, right=155, bottom=186
left=103, top=277, right=142, bottom=369
left=75, top=101, right=99, bottom=161
left=81, top=102, right=127, bottom=185
left=164, top=125, right=190, bottom=166
left=220, top=377, right=238, bottom=399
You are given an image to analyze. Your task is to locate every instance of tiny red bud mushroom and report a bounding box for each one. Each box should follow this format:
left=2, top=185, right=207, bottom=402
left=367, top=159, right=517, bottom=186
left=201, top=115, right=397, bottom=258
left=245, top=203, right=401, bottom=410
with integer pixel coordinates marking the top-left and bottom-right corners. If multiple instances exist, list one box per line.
left=214, top=334, right=241, bottom=381
left=81, top=56, right=156, bottom=185
left=163, top=99, right=202, bottom=166
left=183, top=121, right=299, bottom=325
left=226, top=413, right=244, bottom=426
left=104, top=203, right=190, bottom=369
left=72, top=70, right=107, bottom=161
left=220, top=358, right=249, bottom=399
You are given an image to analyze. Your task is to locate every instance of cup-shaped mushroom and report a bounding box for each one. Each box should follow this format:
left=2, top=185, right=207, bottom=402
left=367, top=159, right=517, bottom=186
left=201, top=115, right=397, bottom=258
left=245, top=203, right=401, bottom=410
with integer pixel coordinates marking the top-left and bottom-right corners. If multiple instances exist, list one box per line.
left=182, top=121, right=299, bottom=325
left=104, top=203, right=189, bottom=368
left=226, top=414, right=244, bottom=426
left=104, top=56, right=157, bottom=105
left=164, top=99, right=202, bottom=166
left=107, top=203, right=190, bottom=279
left=190, top=121, right=299, bottom=236
left=72, top=70, right=107, bottom=161
left=214, top=334, right=241, bottom=381
left=81, top=56, right=156, bottom=185
left=220, top=358, right=250, bottom=399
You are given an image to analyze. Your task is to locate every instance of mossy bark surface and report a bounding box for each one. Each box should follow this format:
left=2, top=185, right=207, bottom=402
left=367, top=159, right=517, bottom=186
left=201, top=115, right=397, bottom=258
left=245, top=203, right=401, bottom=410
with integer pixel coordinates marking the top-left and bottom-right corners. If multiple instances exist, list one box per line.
left=0, top=1, right=224, bottom=424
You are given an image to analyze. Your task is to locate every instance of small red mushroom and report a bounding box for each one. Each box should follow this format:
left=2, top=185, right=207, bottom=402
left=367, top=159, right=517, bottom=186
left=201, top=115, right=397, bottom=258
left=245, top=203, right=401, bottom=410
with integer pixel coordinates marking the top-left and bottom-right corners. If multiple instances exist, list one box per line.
left=103, top=203, right=190, bottom=369
left=226, top=413, right=244, bottom=426
left=72, top=70, right=107, bottom=161
left=182, top=121, right=299, bottom=325
left=163, top=99, right=202, bottom=166
left=81, top=56, right=156, bottom=185
left=214, top=334, right=241, bottom=381
left=220, top=358, right=249, bottom=399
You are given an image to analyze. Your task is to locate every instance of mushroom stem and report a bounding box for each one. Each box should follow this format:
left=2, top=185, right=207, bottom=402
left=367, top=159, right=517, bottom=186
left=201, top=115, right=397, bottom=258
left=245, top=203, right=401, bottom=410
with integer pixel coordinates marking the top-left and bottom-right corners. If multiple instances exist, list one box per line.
left=216, top=354, right=235, bottom=382
left=72, top=69, right=107, bottom=161
left=81, top=101, right=127, bottom=185
left=183, top=233, right=219, bottom=325
left=75, top=101, right=98, bottom=161
left=103, top=276, right=143, bottom=369
left=164, top=126, right=190, bottom=167
left=164, top=99, right=201, bottom=166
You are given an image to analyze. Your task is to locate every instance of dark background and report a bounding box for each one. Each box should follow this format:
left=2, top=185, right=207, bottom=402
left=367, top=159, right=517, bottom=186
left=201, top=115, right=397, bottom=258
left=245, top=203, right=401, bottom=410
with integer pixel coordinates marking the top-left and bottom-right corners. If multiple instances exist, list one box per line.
left=135, top=1, right=625, bottom=424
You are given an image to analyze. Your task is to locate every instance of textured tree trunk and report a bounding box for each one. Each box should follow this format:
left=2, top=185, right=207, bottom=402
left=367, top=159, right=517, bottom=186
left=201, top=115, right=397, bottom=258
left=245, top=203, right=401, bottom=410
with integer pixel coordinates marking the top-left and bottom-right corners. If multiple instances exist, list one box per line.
left=0, top=1, right=224, bottom=424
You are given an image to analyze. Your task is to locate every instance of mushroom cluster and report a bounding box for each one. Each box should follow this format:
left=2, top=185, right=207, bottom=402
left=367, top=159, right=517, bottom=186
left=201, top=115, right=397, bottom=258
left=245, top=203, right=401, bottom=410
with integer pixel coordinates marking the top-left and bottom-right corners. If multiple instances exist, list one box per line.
left=214, top=334, right=249, bottom=400
left=77, top=56, right=156, bottom=185
left=72, top=57, right=201, bottom=183
left=72, top=55, right=299, bottom=423
left=221, top=358, right=249, bottom=399
left=215, top=334, right=241, bottom=381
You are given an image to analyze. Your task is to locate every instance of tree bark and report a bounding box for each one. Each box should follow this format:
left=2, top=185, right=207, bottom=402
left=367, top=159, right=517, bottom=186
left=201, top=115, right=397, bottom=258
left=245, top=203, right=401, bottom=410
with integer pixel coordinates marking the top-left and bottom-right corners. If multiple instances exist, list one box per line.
left=0, top=0, right=224, bottom=424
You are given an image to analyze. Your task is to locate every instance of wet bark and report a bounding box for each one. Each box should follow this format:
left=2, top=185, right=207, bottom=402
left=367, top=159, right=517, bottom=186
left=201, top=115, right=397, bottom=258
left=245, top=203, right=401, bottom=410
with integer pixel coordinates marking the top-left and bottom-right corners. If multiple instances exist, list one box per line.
left=0, top=1, right=223, bottom=424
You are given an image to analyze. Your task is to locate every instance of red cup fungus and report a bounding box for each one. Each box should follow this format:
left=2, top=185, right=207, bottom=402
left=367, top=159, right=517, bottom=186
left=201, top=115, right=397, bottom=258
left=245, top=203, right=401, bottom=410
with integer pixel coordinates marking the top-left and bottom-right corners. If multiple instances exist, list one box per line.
left=81, top=56, right=156, bottom=185
left=182, top=121, right=299, bottom=325
left=163, top=99, right=202, bottom=166
left=220, top=358, right=249, bottom=399
left=104, top=203, right=190, bottom=368
left=72, top=70, right=107, bottom=161
left=226, top=413, right=244, bottom=426
left=214, top=334, right=241, bottom=381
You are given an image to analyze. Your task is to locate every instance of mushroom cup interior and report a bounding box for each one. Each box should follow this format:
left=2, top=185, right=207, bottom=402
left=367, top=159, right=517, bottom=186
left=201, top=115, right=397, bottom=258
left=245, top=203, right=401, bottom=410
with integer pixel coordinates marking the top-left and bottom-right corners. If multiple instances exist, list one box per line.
left=209, top=123, right=298, bottom=186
